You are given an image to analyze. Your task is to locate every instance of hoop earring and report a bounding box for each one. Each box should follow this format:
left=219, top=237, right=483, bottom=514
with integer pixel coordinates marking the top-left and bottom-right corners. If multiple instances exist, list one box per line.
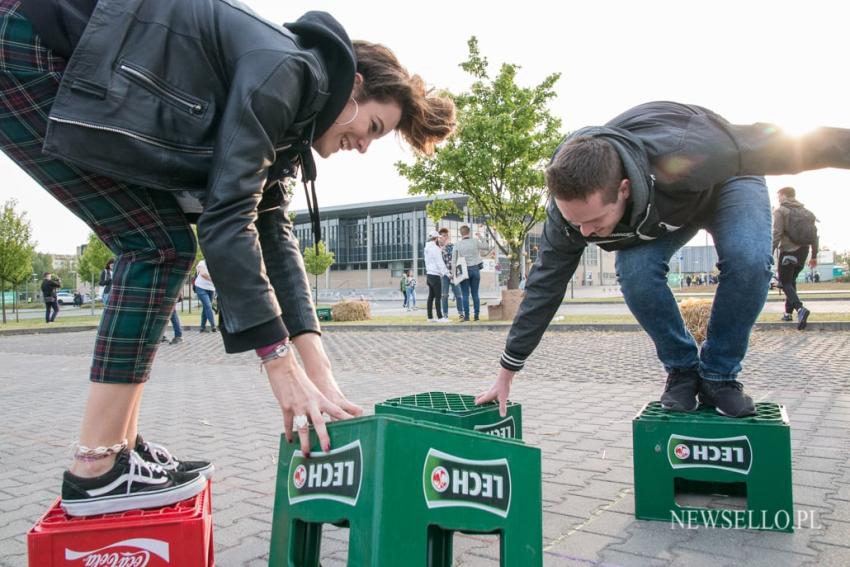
left=334, top=97, right=359, bottom=126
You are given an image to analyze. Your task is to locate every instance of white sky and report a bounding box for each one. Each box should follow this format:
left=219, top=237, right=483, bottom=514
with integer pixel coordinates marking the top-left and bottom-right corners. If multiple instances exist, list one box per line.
left=2, top=0, right=849, bottom=254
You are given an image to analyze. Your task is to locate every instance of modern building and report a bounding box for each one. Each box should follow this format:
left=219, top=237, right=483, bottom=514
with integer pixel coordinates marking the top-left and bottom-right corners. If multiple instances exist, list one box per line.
left=292, top=194, right=619, bottom=297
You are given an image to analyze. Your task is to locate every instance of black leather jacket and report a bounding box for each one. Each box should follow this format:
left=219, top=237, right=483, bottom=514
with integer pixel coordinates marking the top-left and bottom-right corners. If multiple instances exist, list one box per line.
left=39, top=0, right=355, bottom=352
left=501, top=101, right=850, bottom=371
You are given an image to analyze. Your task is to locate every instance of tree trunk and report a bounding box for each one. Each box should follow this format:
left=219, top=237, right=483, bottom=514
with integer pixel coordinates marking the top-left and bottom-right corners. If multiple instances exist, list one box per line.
left=1, top=284, right=6, bottom=324
left=506, top=245, right=522, bottom=290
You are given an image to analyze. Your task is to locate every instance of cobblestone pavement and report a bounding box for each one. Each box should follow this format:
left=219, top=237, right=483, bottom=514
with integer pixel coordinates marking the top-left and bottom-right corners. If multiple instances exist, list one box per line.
left=1, top=328, right=849, bottom=566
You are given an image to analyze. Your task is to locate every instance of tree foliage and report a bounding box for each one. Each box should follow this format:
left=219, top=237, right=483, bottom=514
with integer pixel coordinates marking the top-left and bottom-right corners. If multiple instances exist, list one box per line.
left=303, top=240, right=335, bottom=303
left=303, top=240, right=335, bottom=276
left=397, top=37, right=563, bottom=288
left=0, top=200, right=35, bottom=322
left=78, top=232, right=114, bottom=286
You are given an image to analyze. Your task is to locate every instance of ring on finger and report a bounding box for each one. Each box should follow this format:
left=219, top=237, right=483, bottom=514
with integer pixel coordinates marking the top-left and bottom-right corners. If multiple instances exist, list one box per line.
left=293, top=415, right=309, bottom=430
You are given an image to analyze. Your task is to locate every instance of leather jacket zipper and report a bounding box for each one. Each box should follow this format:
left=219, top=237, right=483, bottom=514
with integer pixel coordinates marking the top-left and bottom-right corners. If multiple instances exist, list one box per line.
left=48, top=116, right=214, bottom=155
left=118, top=63, right=205, bottom=116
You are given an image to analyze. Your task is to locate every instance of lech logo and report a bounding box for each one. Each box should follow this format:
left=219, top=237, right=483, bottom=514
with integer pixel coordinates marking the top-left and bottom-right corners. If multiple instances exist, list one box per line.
left=288, top=440, right=363, bottom=506
left=667, top=434, right=752, bottom=474
left=422, top=448, right=511, bottom=518
left=473, top=415, right=516, bottom=438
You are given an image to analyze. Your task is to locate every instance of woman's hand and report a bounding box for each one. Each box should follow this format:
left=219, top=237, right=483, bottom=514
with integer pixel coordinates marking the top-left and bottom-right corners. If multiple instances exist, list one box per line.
left=292, top=333, right=364, bottom=418
left=475, top=367, right=516, bottom=417
left=264, top=353, right=355, bottom=456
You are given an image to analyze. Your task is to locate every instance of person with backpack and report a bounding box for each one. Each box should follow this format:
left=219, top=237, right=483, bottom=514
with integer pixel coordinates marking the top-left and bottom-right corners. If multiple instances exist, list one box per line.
left=773, top=186, right=818, bottom=330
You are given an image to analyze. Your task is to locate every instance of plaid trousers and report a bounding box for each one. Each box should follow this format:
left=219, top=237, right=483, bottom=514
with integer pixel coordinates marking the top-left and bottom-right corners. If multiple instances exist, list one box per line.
left=0, top=0, right=197, bottom=383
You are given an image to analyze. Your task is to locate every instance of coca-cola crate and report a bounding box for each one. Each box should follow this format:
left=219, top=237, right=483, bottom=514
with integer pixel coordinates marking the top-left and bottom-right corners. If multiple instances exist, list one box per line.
left=28, top=480, right=214, bottom=566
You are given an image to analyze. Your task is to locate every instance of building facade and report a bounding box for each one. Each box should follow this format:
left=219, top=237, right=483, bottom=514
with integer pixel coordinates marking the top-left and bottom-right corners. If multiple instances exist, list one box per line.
left=292, top=195, right=620, bottom=297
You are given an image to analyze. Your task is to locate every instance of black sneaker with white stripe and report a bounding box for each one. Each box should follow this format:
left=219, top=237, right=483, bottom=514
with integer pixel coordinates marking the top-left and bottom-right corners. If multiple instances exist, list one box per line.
left=61, top=449, right=206, bottom=517
left=135, top=435, right=214, bottom=478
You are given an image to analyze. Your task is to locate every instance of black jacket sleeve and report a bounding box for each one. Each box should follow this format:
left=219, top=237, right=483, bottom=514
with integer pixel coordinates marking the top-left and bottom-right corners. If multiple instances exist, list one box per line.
left=256, top=184, right=321, bottom=339
left=199, top=56, right=312, bottom=353
left=501, top=201, right=585, bottom=372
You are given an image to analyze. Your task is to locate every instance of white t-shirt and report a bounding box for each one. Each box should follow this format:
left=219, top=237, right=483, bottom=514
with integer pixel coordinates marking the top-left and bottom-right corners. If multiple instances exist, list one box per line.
left=195, top=259, right=216, bottom=292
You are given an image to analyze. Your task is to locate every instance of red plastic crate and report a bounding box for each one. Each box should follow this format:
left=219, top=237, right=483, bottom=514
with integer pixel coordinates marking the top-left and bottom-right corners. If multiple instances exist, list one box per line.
left=28, top=480, right=214, bottom=566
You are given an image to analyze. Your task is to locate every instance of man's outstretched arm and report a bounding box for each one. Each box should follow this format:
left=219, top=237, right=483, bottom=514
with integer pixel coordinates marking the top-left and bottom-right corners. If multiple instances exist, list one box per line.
left=477, top=201, right=585, bottom=415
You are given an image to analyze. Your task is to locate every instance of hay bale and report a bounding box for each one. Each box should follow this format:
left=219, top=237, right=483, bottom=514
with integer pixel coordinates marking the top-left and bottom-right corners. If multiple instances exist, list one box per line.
left=331, top=300, right=371, bottom=322
left=679, top=298, right=713, bottom=343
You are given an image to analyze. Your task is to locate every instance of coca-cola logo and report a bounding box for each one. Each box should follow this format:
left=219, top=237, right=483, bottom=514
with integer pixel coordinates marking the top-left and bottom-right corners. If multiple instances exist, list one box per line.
left=80, top=551, right=149, bottom=567
left=65, top=538, right=169, bottom=566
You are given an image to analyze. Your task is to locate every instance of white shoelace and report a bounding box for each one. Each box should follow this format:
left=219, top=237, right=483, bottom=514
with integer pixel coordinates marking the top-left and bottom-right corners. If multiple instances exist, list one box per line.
left=126, top=450, right=168, bottom=494
left=142, top=441, right=181, bottom=469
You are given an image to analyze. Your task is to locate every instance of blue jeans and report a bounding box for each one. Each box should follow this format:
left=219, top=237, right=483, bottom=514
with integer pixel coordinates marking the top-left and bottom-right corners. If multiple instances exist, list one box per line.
left=170, top=306, right=183, bottom=337
left=405, top=287, right=416, bottom=308
left=196, top=287, right=216, bottom=330
left=459, top=264, right=482, bottom=319
left=441, top=275, right=462, bottom=316
left=615, top=176, right=772, bottom=382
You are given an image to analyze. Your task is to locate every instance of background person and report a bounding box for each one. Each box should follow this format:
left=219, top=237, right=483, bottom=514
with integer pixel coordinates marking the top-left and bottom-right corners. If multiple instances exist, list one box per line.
left=772, top=186, right=818, bottom=329
left=0, top=0, right=453, bottom=516
left=439, top=227, right=463, bottom=321
left=424, top=230, right=448, bottom=322
left=98, top=258, right=113, bottom=305
left=41, top=272, right=60, bottom=323
left=452, top=225, right=490, bottom=321
left=404, top=269, right=417, bottom=311
left=194, top=258, right=217, bottom=333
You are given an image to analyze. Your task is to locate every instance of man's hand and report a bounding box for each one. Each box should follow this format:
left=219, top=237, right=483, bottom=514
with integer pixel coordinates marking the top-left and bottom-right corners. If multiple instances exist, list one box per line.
left=475, top=367, right=516, bottom=417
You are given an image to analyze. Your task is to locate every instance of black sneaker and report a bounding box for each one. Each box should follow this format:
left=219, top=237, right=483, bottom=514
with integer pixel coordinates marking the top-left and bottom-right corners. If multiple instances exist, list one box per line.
left=796, top=307, right=810, bottom=330
left=660, top=369, right=700, bottom=412
left=61, top=450, right=206, bottom=517
left=135, top=435, right=214, bottom=478
left=780, top=313, right=793, bottom=322
left=698, top=380, right=756, bottom=417
left=170, top=336, right=183, bottom=345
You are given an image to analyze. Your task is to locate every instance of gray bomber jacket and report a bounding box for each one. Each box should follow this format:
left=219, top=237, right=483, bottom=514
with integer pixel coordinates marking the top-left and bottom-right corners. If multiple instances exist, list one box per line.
left=40, top=0, right=355, bottom=352
left=501, top=101, right=850, bottom=372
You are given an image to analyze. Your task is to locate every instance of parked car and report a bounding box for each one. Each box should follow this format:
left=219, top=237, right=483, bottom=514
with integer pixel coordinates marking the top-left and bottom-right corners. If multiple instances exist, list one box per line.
left=56, top=291, right=75, bottom=305
left=56, top=292, right=92, bottom=305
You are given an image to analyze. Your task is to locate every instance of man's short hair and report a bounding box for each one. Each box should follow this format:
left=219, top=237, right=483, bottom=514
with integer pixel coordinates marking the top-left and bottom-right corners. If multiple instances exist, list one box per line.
left=438, top=227, right=449, bottom=235
left=777, top=186, right=796, bottom=199
left=546, top=137, right=623, bottom=204
left=459, top=225, right=470, bottom=235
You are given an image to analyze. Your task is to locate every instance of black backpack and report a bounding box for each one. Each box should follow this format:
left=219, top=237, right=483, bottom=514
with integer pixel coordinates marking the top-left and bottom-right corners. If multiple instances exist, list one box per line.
left=782, top=205, right=818, bottom=246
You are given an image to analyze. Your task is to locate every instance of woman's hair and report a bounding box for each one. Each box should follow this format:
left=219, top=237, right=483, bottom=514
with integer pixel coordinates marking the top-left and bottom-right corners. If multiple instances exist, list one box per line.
left=105, top=258, right=114, bottom=269
left=353, top=41, right=455, bottom=155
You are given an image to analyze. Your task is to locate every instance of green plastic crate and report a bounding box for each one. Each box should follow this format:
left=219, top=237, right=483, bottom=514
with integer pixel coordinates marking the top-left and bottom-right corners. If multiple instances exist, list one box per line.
left=269, top=414, right=542, bottom=566
left=316, top=307, right=332, bottom=321
left=375, top=392, right=522, bottom=439
left=633, top=401, right=793, bottom=531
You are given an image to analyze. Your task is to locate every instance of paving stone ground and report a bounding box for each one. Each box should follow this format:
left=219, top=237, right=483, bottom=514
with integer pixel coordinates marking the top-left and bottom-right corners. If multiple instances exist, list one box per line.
left=1, top=328, right=849, bottom=566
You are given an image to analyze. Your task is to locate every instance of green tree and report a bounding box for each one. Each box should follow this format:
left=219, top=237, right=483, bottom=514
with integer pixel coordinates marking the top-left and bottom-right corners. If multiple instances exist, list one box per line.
left=302, top=241, right=335, bottom=303
left=0, top=200, right=35, bottom=323
left=78, top=232, right=114, bottom=301
left=397, top=37, right=563, bottom=288
left=31, top=251, right=52, bottom=279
